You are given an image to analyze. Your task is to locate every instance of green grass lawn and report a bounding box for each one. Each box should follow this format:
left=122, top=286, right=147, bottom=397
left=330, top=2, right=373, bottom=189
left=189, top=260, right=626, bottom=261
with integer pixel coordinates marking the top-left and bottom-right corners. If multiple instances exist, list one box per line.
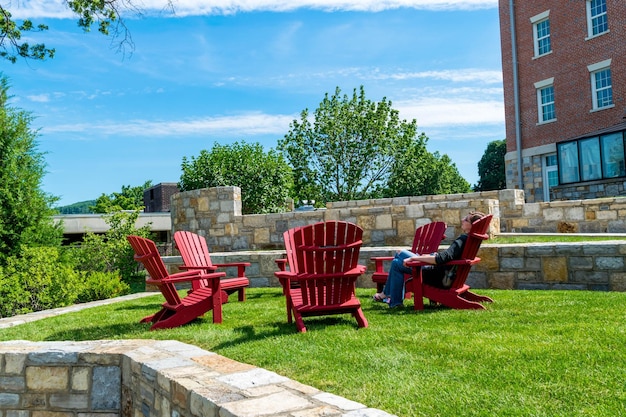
left=1, top=288, right=625, bottom=417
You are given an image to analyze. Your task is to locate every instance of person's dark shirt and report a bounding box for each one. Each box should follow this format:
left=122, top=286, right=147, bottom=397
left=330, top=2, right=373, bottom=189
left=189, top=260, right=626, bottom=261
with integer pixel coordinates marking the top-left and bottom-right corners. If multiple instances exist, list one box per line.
left=434, top=234, right=467, bottom=265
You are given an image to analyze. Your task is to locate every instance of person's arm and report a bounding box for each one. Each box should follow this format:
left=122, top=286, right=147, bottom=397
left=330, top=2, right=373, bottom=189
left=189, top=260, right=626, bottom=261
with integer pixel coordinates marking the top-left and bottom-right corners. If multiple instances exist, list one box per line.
left=403, top=253, right=437, bottom=266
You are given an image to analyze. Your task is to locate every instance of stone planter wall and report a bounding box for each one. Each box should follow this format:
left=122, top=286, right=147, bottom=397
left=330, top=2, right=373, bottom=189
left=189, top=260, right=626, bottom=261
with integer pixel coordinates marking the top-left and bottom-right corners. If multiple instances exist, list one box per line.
left=0, top=340, right=391, bottom=417
left=161, top=241, right=626, bottom=292
left=170, top=187, right=626, bottom=252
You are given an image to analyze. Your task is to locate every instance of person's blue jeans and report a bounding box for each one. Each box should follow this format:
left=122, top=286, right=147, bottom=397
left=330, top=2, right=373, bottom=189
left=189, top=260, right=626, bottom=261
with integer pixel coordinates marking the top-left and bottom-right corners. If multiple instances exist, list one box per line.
left=383, top=250, right=414, bottom=307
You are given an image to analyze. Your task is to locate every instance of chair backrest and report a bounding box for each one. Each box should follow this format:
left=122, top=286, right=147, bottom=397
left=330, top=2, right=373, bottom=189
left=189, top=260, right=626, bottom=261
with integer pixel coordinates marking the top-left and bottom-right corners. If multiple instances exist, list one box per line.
left=411, top=221, right=447, bottom=255
left=174, top=231, right=214, bottom=269
left=450, top=214, right=493, bottom=289
left=127, top=235, right=182, bottom=305
left=283, top=221, right=364, bottom=307
left=286, top=221, right=363, bottom=276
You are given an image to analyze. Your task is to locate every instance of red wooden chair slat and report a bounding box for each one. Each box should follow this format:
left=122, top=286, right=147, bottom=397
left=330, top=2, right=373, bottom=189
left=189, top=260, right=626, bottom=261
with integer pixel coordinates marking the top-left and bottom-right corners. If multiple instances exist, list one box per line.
left=406, top=214, right=494, bottom=310
left=370, top=221, right=447, bottom=294
left=274, top=221, right=368, bottom=333
left=127, top=235, right=226, bottom=330
left=174, top=231, right=250, bottom=302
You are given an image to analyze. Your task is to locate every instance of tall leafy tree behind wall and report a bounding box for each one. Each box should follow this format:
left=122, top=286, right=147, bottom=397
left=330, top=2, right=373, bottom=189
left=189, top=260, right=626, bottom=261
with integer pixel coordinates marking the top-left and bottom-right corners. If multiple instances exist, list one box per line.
left=0, top=76, right=62, bottom=264
left=279, top=86, right=419, bottom=204
left=475, top=139, right=506, bottom=191
left=179, top=141, right=293, bottom=215
left=279, top=85, right=471, bottom=205
left=90, top=181, right=153, bottom=213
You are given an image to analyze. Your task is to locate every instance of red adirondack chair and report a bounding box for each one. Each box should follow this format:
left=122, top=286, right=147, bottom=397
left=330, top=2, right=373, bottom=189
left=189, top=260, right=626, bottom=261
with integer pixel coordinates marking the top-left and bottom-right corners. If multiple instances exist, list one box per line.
left=127, top=235, right=226, bottom=330
left=274, top=221, right=369, bottom=333
left=370, top=221, right=447, bottom=294
left=173, top=231, right=250, bottom=302
left=406, top=214, right=494, bottom=310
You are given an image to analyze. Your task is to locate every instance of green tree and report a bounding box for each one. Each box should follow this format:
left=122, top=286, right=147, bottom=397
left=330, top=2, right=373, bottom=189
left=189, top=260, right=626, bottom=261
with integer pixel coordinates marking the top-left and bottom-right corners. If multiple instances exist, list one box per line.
left=179, top=141, right=292, bottom=215
left=385, top=135, right=471, bottom=197
left=279, top=86, right=418, bottom=205
left=0, top=76, right=62, bottom=265
left=90, top=181, right=152, bottom=213
left=73, top=209, right=151, bottom=283
left=0, top=0, right=156, bottom=63
left=475, top=139, right=506, bottom=191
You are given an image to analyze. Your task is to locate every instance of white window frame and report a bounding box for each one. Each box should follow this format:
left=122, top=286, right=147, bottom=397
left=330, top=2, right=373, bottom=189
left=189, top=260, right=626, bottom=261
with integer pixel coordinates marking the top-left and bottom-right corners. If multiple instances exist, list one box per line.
left=588, top=59, right=614, bottom=111
left=534, top=78, right=556, bottom=124
left=530, top=11, right=551, bottom=58
left=542, top=154, right=558, bottom=202
left=586, top=0, right=609, bottom=39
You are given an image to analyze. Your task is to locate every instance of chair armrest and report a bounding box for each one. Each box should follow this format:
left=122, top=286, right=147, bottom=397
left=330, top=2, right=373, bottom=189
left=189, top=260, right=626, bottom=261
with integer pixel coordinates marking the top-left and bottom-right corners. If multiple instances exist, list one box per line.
left=213, top=262, right=250, bottom=277
left=179, top=265, right=218, bottom=272
left=275, top=259, right=288, bottom=271
left=148, top=270, right=226, bottom=285
left=274, top=270, right=296, bottom=290
left=445, top=257, right=481, bottom=266
left=370, top=256, right=393, bottom=273
left=405, top=260, right=431, bottom=268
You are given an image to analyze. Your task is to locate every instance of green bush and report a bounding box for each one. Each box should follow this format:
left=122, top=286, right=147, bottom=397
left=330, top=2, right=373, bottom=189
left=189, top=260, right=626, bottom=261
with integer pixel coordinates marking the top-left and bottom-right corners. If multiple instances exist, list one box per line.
left=76, top=271, right=130, bottom=304
left=0, top=246, right=81, bottom=317
left=0, top=246, right=131, bottom=318
left=71, top=209, right=151, bottom=283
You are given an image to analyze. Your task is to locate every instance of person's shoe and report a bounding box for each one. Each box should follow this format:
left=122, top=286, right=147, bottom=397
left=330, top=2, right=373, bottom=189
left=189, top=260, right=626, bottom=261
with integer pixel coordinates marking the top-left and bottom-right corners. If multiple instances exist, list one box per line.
left=373, top=293, right=387, bottom=302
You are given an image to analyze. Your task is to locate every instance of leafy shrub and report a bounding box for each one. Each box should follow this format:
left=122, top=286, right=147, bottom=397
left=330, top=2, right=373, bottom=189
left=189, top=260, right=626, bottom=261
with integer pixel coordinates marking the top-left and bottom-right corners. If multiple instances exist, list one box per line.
left=76, top=271, right=130, bottom=303
left=71, top=209, right=151, bottom=283
left=0, top=246, right=81, bottom=317
left=0, top=246, right=132, bottom=318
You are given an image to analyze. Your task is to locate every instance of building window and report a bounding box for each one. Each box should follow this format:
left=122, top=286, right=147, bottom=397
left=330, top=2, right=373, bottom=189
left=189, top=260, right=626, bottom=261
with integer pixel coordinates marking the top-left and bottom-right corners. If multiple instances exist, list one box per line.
left=558, top=131, right=626, bottom=184
left=601, top=133, right=626, bottom=178
left=588, top=60, right=613, bottom=110
left=531, top=11, right=551, bottom=57
left=587, top=0, right=608, bottom=38
left=558, top=141, right=580, bottom=184
left=580, top=137, right=602, bottom=181
left=534, top=78, right=555, bottom=123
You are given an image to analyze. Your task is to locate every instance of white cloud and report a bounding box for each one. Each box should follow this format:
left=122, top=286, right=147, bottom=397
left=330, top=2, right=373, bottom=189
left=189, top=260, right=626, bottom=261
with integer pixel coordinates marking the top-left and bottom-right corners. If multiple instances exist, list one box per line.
left=27, top=94, right=51, bottom=103
left=395, top=97, right=504, bottom=127
left=42, top=113, right=295, bottom=137
left=8, top=0, right=497, bottom=18
left=379, top=69, right=503, bottom=84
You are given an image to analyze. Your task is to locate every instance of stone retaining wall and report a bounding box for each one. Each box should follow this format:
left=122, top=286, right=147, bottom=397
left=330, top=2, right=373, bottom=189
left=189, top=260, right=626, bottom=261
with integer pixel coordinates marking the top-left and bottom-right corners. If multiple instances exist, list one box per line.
left=162, top=241, right=626, bottom=292
left=0, top=340, right=392, bottom=417
left=170, top=187, right=626, bottom=251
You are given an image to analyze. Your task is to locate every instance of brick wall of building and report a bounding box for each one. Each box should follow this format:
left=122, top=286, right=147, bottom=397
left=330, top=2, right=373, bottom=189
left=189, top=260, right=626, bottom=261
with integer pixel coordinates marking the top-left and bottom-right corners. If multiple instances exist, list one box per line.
left=499, top=0, right=626, bottom=202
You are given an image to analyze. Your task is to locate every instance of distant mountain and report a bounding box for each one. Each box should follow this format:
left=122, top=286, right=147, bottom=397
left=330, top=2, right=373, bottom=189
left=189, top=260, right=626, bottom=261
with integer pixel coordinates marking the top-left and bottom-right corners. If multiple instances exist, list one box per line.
left=56, top=200, right=97, bottom=215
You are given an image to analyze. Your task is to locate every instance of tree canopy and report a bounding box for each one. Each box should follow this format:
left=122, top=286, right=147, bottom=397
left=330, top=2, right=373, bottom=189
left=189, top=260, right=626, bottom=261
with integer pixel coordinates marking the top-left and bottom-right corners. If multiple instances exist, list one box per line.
left=90, top=181, right=152, bottom=213
left=0, top=0, right=153, bottom=63
left=0, top=76, right=62, bottom=264
left=386, top=139, right=471, bottom=197
left=279, top=85, right=470, bottom=205
left=279, top=86, right=418, bottom=204
left=475, top=139, right=506, bottom=191
left=179, top=142, right=293, bottom=215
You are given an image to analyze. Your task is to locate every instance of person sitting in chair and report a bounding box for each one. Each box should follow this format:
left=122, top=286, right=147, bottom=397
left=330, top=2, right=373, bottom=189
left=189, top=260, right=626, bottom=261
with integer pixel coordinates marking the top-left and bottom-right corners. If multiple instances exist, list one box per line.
left=373, top=211, right=486, bottom=308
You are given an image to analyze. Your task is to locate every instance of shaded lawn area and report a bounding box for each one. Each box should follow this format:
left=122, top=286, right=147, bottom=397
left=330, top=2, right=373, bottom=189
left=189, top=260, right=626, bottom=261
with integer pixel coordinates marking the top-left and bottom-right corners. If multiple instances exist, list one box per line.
left=1, top=288, right=625, bottom=417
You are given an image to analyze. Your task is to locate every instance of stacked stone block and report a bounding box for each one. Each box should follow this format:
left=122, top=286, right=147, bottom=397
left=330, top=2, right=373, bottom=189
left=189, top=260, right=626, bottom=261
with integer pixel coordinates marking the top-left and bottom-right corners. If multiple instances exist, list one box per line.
left=0, top=340, right=393, bottom=417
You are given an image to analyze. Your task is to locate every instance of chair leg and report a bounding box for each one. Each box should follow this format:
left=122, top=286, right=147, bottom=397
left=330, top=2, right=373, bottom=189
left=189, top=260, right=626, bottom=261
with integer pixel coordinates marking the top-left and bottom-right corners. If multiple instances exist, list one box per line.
left=411, top=268, right=425, bottom=310
left=352, top=309, right=369, bottom=329
left=211, top=281, right=223, bottom=324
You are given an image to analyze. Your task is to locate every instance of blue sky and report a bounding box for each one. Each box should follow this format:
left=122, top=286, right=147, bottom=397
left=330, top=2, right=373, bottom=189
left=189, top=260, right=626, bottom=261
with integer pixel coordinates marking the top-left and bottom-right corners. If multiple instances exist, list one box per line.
left=4, top=0, right=504, bottom=207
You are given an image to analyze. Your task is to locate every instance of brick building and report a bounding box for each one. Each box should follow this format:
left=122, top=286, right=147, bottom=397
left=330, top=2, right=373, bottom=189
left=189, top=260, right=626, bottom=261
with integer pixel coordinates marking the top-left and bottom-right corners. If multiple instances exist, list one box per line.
left=499, top=0, right=626, bottom=202
left=143, top=182, right=179, bottom=212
